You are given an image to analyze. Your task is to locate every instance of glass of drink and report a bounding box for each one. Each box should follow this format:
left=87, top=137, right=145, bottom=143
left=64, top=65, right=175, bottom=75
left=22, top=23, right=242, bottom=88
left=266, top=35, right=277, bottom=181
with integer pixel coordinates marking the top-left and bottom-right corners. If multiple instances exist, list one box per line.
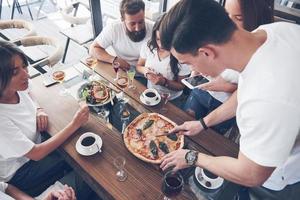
left=161, top=170, right=184, bottom=200
left=113, top=156, right=127, bottom=182
left=113, top=61, right=120, bottom=81
left=127, top=66, right=136, bottom=89
left=120, top=106, right=130, bottom=134
left=86, top=57, right=98, bottom=81
left=52, top=64, right=67, bottom=96
left=157, top=89, right=171, bottom=113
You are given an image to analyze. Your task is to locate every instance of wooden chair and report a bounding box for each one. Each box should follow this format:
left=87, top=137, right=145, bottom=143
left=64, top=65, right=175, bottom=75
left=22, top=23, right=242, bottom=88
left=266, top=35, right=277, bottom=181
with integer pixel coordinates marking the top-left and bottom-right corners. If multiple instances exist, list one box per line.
left=14, top=36, right=63, bottom=70
left=0, top=19, right=36, bottom=42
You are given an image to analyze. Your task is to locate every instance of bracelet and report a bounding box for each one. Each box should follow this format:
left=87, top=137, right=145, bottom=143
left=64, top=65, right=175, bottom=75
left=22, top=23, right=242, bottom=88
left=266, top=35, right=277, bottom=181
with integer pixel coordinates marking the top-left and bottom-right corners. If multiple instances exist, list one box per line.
left=112, top=56, right=118, bottom=64
left=199, top=118, right=208, bottom=130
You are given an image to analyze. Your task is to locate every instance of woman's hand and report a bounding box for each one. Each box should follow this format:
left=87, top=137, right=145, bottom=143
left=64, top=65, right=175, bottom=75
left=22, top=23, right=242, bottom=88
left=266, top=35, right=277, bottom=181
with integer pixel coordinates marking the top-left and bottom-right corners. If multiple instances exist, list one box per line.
left=45, top=185, right=76, bottom=200
left=198, top=75, right=237, bottom=93
left=168, top=121, right=203, bottom=136
left=72, top=103, right=89, bottom=128
left=36, top=108, right=48, bottom=132
left=147, top=73, right=166, bottom=85
left=160, top=149, right=190, bottom=172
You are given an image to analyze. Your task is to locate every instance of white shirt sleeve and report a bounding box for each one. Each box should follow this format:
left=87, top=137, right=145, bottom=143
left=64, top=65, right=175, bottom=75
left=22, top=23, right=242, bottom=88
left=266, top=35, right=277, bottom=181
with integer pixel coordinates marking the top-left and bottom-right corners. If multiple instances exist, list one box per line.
left=238, top=100, right=300, bottom=167
left=139, top=42, right=149, bottom=59
left=95, top=23, right=115, bottom=49
left=0, top=182, right=8, bottom=193
left=178, top=64, right=191, bottom=76
left=0, top=117, right=35, bottom=159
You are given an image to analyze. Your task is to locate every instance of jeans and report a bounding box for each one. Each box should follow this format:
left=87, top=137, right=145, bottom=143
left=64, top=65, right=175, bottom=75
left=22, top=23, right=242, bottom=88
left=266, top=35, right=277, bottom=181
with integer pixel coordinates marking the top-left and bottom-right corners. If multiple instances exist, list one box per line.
left=184, top=89, right=236, bottom=135
left=8, top=152, right=68, bottom=196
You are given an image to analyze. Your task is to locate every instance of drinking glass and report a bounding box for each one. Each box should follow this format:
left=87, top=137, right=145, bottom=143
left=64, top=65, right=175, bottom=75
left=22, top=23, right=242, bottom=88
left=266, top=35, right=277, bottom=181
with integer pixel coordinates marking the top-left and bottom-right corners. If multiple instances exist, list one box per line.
left=96, top=107, right=110, bottom=124
left=86, top=57, right=98, bottom=81
left=157, top=89, right=171, bottom=113
left=113, top=156, right=127, bottom=182
left=112, top=61, right=120, bottom=81
left=161, top=170, right=184, bottom=200
left=127, top=66, right=136, bottom=89
left=120, top=106, right=130, bottom=134
left=52, top=64, right=68, bottom=96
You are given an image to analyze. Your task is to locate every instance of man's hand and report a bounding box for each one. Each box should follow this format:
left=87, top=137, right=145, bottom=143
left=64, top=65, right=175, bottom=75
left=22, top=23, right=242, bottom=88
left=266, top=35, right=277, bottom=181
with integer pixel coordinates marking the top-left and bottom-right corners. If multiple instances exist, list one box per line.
left=45, top=185, right=76, bottom=200
left=198, top=75, right=237, bottom=93
left=160, top=149, right=190, bottom=172
left=115, top=57, right=130, bottom=70
left=36, top=108, right=48, bottom=132
left=168, top=121, right=203, bottom=136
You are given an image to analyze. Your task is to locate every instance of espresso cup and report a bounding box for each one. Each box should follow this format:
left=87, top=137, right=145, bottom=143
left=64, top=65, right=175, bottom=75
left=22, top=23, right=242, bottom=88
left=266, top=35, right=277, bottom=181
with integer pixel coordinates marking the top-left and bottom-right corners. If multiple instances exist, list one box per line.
left=78, top=132, right=102, bottom=155
left=142, top=88, right=159, bottom=104
left=201, top=169, right=219, bottom=183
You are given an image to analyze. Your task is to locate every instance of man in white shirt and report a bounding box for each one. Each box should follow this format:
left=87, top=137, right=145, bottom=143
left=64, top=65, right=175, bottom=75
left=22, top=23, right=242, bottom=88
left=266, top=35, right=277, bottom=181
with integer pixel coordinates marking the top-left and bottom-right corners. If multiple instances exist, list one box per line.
left=90, top=0, right=152, bottom=70
left=159, top=0, right=300, bottom=199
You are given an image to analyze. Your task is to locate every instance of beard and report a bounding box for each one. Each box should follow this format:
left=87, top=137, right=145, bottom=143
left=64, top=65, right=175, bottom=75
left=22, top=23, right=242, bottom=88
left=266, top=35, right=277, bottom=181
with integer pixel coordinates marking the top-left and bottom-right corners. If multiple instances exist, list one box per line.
left=126, top=28, right=146, bottom=42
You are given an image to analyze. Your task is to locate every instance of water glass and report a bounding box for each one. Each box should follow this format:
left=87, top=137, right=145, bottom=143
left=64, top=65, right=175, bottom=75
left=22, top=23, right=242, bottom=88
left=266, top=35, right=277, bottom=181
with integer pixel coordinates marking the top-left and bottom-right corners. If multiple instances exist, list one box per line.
left=113, top=156, right=127, bottom=182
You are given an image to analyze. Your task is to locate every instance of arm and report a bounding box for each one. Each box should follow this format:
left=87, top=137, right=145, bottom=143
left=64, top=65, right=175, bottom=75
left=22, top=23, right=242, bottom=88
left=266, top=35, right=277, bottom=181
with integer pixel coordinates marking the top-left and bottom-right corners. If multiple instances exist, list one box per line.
left=25, top=104, right=89, bottom=161
left=28, top=91, right=48, bottom=132
left=160, top=150, right=275, bottom=187
left=199, top=75, right=237, bottom=93
left=169, top=91, right=237, bottom=136
left=89, top=41, right=130, bottom=70
left=197, top=151, right=275, bottom=187
left=6, top=184, right=33, bottom=200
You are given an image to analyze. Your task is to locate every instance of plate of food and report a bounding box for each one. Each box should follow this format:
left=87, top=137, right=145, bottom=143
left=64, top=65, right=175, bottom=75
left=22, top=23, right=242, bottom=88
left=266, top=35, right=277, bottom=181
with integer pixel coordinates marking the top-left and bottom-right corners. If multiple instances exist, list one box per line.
left=123, top=113, right=184, bottom=164
left=78, top=80, right=115, bottom=106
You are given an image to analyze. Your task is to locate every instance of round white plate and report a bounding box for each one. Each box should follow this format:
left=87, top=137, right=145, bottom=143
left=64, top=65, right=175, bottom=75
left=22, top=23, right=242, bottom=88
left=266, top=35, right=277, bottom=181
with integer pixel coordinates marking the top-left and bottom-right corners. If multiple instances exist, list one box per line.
left=194, top=167, right=224, bottom=190
left=76, top=135, right=102, bottom=156
left=139, top=93, right=161, bottom=106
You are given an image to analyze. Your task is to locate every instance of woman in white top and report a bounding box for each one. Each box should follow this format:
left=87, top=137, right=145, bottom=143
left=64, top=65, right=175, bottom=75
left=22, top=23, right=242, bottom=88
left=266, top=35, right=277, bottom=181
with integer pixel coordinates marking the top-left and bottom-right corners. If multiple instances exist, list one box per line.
left=0, top=41, right=89, bottom=197
left=136, top=14, right=190, bottom=108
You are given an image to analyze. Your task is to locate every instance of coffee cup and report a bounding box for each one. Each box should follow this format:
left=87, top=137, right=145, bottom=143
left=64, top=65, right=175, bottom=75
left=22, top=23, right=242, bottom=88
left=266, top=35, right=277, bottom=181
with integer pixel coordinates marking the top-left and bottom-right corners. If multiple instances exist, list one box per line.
left=142, top=88, right=159, bottom=104
left=201, top=169, right=219, bottom=183
left=77, top=132, right=102, bottom=155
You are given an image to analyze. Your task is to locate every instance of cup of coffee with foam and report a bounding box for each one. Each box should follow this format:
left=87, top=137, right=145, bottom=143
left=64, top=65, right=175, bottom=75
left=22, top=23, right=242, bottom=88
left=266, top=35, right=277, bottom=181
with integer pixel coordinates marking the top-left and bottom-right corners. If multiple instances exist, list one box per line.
left=78, top=132, right=102, bottom=155
left=142, top=88, right=160, bottom=104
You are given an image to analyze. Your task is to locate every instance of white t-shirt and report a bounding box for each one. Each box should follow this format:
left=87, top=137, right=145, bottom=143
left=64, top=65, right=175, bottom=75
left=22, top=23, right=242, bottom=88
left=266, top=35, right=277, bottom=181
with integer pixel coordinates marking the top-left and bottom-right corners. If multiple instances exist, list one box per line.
left=237, top=22, right=300, bottom=190
left=0, top=91, right=40, bottom=182
left=140, top=42, right=190, bottom=100
left=95, top=21, right=153, bottom=66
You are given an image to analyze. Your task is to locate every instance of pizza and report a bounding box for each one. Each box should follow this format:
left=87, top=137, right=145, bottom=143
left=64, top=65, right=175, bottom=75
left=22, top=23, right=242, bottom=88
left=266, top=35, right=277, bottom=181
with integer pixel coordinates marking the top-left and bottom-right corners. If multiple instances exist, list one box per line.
left=123, top=113, right=184, bottom=164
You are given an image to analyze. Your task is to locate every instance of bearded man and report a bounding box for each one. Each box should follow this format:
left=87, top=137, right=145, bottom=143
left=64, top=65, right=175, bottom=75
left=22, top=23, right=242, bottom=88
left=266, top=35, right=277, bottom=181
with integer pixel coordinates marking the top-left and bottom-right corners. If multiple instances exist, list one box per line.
left=90, top=0, right=153, bottom=71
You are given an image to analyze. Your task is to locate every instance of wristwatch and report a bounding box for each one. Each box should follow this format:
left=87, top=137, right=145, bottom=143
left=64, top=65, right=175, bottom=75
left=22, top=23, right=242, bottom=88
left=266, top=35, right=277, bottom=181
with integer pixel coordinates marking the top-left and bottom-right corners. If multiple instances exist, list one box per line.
left=185, top=150, right=198, bottom=166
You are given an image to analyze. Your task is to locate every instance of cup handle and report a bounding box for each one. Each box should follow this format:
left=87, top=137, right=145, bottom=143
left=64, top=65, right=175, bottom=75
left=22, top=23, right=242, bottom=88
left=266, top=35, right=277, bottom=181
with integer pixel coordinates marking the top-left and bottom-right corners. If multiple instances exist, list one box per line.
left=96, top=143, right=102, bottom=153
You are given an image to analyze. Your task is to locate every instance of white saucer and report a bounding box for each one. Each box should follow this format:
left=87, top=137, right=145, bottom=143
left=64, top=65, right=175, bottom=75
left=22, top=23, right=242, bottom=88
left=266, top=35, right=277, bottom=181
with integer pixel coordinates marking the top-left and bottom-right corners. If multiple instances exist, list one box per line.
left=139, top=93, right=161, bottom=106
left=194, top=167, right=224, bottom=190
left=75, top=134, right=102, bottom=156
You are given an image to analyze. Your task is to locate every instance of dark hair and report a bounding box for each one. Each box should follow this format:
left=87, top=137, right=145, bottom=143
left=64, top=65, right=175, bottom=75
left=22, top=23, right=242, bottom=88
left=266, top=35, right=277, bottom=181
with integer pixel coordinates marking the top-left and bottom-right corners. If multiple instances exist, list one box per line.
left=239, top=0, right=274, bottom=31
left=0, top=40, right=28, bottom=97
left=160, top=0, right=237, bottom=54
left=147, top=14, right=180, bottom=80
left=120, top=0, right=145, bottom=20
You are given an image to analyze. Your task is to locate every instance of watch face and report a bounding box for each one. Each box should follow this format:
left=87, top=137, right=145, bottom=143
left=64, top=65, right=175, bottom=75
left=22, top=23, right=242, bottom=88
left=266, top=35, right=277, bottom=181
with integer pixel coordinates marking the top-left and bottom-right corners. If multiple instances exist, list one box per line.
left=187, top=151, right=196, bottom=162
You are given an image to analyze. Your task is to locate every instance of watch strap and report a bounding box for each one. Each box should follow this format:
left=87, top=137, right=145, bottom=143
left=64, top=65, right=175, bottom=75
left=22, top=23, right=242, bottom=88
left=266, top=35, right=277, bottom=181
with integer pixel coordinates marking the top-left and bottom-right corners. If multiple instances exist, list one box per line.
left=199, top=118, right=208, bottom=130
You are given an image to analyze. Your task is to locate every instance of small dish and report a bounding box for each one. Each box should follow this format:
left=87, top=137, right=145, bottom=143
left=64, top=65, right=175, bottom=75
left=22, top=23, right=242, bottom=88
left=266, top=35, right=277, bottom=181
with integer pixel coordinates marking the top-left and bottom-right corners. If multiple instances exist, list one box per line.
left=140, top=93, right=161, bottom=106
left=76, top=132, right=103, bottom=156
left=194, top=167, right=224, bottom=190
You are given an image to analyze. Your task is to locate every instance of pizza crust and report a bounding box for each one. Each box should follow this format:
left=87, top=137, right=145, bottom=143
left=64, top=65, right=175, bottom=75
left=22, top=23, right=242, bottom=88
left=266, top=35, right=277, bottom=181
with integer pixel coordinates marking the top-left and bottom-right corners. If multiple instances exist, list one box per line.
left=123, top=113, right=184, bottom=164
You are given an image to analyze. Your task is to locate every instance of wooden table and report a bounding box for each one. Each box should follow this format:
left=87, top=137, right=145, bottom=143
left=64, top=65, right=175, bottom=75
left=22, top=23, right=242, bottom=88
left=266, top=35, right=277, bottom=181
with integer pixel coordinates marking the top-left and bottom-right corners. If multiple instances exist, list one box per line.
left=30, top=61, right=239, bottom=200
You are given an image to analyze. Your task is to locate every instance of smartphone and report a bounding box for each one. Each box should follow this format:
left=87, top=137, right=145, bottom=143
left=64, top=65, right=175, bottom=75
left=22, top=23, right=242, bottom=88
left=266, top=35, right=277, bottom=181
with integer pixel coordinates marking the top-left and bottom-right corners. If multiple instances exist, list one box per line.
left=181, top=75, right=209, bottom=89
